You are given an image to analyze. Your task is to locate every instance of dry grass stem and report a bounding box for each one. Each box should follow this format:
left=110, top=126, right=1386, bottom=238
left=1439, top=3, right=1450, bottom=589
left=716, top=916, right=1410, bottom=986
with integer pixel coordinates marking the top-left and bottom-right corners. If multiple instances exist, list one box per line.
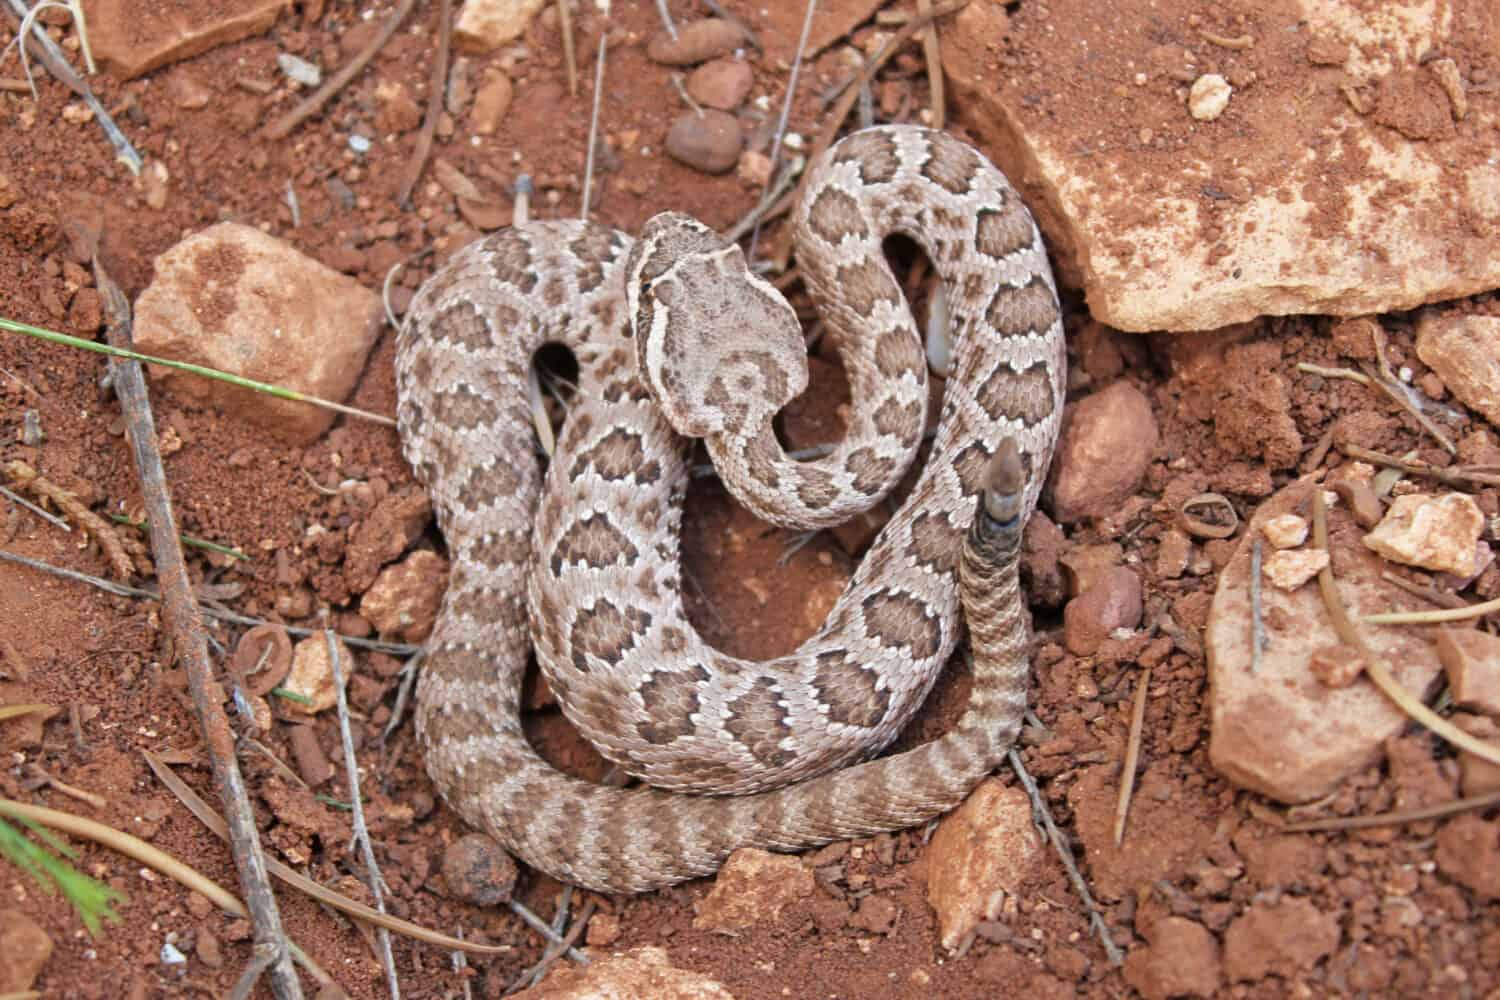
left=265, top=0, right=418, bottom=139
left=1113, top=666, right=1151, bottom=846
left=1009, top=748, right=1124, bottom=965
left=0, top=798, right=337, bottom=989
left=143, top=751, right=512, bottom=955
left=397, top=0, right=453, bottom=206
left=915, top=0, right=944, bottom=128
left=1281, top=789, right=1500, bottom=833
left=1361, top=594, right=1500, bottom=625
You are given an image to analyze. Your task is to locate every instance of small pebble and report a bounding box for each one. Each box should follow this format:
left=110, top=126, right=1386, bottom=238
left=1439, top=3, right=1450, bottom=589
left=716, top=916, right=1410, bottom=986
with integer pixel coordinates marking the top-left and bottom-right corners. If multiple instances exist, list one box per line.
left=1188, top=73, right=1232, bottom=121
left=665, top=110, right=743, bottom=174
left=1261, top=514, right=1309, bottom=549
left=1262, top=548, right=1329, bottom=590
left=441, top=833, right=518, bottom=906
left=348, top=133, right=371, bottom=154
left=471, top=72, right=513, bottom=136
left=647, top=18, right=745, bottom=66
left=277, top=52, right=322, bottom=87
left=686, top=58, right=753, bottom=111
left=1308, top=644, right=1367, bottom=688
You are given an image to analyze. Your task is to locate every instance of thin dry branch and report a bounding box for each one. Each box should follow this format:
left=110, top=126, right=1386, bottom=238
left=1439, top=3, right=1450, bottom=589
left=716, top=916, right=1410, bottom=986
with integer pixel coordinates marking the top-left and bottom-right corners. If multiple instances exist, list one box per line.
left=1113, top=666, right=1150, bottom=846
left=264, top=0, right=419, bottom=140
left=915, top=0, right=944, bottom=128
left=397, top=0, right=453, bottom=206
left=143, top=751, right=511, bottom=954
left=1280, top=789, right=1500, bottom=832
left=93, top=258, right=304, bottom=1000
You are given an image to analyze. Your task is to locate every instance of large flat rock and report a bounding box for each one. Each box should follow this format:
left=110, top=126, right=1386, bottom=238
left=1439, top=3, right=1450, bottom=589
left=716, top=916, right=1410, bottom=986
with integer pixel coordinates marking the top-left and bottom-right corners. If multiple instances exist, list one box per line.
left=1205, top=476, right=1446, bottom=803
left=83, top=0, right=289, bottom=80
left=942, top=0, right=1500, bottom=332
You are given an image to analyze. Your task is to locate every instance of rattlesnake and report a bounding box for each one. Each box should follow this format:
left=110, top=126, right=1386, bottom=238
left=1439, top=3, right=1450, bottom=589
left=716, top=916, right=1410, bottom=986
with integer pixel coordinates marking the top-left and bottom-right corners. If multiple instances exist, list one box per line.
left=395, top=126, right=1065, bottom=893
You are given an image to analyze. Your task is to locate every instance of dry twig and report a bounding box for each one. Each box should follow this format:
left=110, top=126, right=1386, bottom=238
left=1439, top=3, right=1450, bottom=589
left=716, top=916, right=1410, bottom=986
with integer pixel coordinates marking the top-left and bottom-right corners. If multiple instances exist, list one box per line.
left=1340, top=443, right=1500, bottom=489
left=579, top=32, right=608, bottom=220
left=143, top=751, right=510, bottom=954
left=1009, top=749, right=1123, bottom=965
left=265, top=0, right=419, bottom=139
left=94, top=258, right=304, bottom=999
left=397, top=0, right=453, bottom=206
left=1280, top=790, right=1500, bottom=832
left=915, top=0, right=945, bottom=128
left=0, top=548, right=418, bottom=655
left=1113, top=667, right=1150, bottom=846
left=324, top=627, right=402, bottom=999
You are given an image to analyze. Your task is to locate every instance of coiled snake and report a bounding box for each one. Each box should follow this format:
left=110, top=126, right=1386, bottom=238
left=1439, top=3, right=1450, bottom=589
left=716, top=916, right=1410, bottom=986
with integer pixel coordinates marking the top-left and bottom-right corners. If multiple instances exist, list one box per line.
left=395, top=125, right=1065, bottom=893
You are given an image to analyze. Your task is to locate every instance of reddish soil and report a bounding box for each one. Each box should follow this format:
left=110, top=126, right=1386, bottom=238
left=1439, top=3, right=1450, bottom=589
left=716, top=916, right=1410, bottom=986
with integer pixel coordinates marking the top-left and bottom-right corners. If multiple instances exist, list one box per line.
left=2, top=1, right=1498, bottom=998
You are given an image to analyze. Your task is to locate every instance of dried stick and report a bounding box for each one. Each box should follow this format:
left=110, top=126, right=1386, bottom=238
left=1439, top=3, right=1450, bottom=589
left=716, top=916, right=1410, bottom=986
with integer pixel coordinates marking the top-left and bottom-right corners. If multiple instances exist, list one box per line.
left=324, top=627, right=401, bottom=999
left=1250, top=537, right=1265, bottom=673
left=1280, top=789, right=1500, bottom=832
left=1, top=482, right=70, bottom=531
left=506, top=899, right=596, bottom=994
left=507, top=901, right=590, bottom=965
left=1340, top=443, right=1500, bottom=489
left=264, top=0, right=419, bottom=139
left=91, top=260, right=303, bottom=1000
left=0, top=549, right=418, bottom=655
left=1310, top=489, right=1500, bottom=767
left=1379, top=571, right=1469, bottom=610
left=556, top=0, right=577, bottom=96
left=1008, top=749, right=1123, bottom=965
left=0, top=797, right=337, bottom=990
left=1112, top=666, right=1150, bottom=846
left=1361, top=594, right=1500, bottom=626
left=579, top=31, right=608, bottom=219
left=1358, top=361, right=1456, bottom=455
left=142, top=751, right=510, bottom=954
left=915, top=0, right=945, bottom=128
left=397, top=0, right=453, bottom=206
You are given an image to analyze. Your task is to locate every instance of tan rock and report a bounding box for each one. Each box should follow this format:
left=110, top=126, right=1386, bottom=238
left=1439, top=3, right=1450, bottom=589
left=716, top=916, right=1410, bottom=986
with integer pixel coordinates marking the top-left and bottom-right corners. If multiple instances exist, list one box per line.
left=686, top=58, right=753, bottom=111
left=1362, top=493, right=1484, bottom=575
left=133, top=223, right=384, bottom=445
left=1187, top=74, right=1231, bottom=121
left=515, top=946, right=735, bottom=999
left=1046, top=381, right=1157, bottom=524
left=1261, top=514, right=1309, bottom=549
left=926, top=779, right=1042, bottom=950
left=360, top=550, right=448, bottom=642
left=454, top=0, right=547, bottom=52
left=84, top=0, right=287, bottom=79
left=1261, top=548, right=1328, bottom=590
left=646, top=18, right=745, bottom=65
left=1435, top=628, right=1500, bottom=716
left=0, top=908, right=53, bottom=993
left=1416, top=313, right=1500, bottom=429
left=692, top=848, right=812, bottom=932
left=1155, top=527, right=1193, bottom=580
left=471, top=72, right=514, bottom=136
left=1123, top=916, right=1222, bottom=1000
left=665, top=110, right=742, bottom=175
left=282, top=634, right=354, bottom=715
left=1207, top=476, right=1446, bottom=802
left=940, top=0, right=1500, bottom=331
left=1308, top=643, right=1368, bottom=689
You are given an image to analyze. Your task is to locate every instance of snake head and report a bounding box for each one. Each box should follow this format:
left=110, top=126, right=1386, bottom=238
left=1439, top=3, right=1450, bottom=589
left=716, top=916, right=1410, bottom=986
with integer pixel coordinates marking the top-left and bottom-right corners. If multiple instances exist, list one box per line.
left=627, top=212, right=808, bottom=440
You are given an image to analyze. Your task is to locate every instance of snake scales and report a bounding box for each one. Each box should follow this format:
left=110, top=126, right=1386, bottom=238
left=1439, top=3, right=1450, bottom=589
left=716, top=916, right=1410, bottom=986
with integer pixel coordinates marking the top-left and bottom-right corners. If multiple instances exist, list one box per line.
left=395, top=125, right=1065, bottom=893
